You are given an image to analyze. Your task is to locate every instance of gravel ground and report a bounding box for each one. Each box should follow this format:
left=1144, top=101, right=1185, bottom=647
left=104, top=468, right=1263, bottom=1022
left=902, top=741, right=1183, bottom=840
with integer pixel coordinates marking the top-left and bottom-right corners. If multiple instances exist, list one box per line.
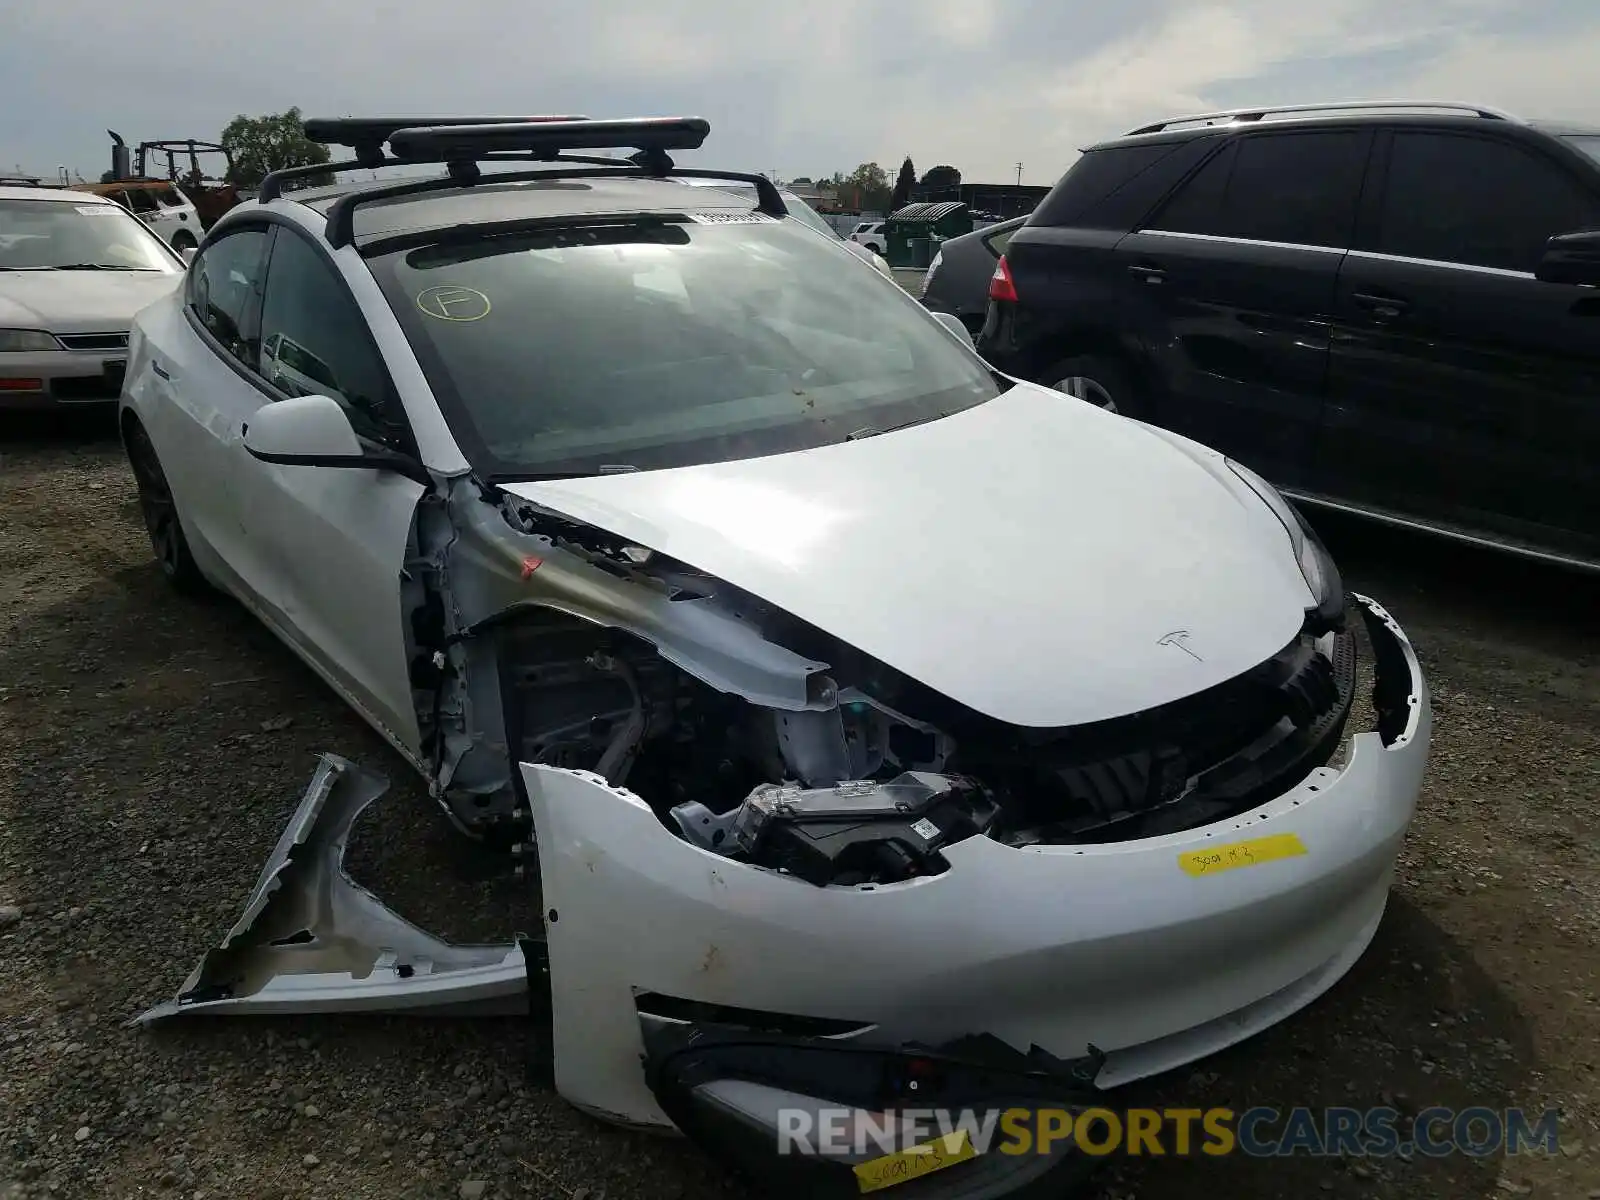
left=2, top=412, right=1597, bottom=1200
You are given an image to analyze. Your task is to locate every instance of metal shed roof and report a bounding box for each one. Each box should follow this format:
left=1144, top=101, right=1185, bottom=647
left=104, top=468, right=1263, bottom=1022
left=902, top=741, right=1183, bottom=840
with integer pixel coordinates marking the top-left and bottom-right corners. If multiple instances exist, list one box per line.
left=887, top=201, right=966, bottom=223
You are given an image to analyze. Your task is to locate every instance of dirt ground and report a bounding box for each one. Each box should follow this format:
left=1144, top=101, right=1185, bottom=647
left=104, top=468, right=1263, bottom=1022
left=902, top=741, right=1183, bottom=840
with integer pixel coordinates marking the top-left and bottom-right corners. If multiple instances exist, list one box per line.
left=2, top=411, right=1597, bottom=1200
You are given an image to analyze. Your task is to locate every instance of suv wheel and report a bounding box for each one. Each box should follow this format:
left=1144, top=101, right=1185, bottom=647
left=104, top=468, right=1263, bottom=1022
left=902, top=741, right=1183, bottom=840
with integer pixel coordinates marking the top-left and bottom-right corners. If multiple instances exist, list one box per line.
left=1042, top=355, right=1141, bottom=418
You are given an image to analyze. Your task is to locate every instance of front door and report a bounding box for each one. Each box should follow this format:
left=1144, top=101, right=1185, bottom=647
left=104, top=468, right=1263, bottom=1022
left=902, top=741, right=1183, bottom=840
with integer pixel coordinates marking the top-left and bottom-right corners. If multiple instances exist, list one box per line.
left=1115, top=127, right=1372, bottom=489
left=240, top=224, right=427, bottom=752
left=1322, top=128, right=1600, bottom=555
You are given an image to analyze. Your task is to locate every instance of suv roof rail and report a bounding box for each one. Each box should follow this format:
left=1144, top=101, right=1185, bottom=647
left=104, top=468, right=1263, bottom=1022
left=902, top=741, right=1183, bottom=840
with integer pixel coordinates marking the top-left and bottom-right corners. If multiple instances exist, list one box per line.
left=265, top=115, right=790, bottom=249
left=1124, top=99, right=1524, bottom=136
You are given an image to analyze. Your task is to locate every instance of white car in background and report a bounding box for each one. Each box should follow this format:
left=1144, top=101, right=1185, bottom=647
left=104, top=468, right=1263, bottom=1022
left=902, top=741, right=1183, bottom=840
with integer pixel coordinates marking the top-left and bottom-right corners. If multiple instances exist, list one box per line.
left=74, top=179, right=206, bottom=254
left=125, top=115, right=1429, bottom=1200
left=0, top=184, right=185, bottom=410
left=850, top=219, right=886, bottom=254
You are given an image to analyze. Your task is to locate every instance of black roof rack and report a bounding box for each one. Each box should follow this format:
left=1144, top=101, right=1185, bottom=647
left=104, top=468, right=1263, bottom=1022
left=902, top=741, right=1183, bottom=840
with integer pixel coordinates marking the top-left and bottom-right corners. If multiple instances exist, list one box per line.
left=256, top=115, right=788, bottom=248
left=304, top=115, right=589, bottom=169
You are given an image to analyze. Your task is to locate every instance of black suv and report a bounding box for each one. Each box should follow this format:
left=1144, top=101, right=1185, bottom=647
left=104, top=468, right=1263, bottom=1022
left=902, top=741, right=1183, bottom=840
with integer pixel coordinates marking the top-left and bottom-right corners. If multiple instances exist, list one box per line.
left=978, top=100, right=1600, bottom=569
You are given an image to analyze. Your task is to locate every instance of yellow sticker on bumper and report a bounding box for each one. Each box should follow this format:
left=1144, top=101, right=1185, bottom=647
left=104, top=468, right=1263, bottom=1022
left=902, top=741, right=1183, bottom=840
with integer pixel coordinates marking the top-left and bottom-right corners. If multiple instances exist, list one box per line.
left=854, top=1130, right=977, bottom=1193
left=1178, top=832, right=1308, bottom=877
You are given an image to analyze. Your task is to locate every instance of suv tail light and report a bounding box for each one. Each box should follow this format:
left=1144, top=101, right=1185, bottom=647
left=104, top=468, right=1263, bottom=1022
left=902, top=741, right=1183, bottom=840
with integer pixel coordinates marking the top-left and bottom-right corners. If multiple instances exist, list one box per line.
left=988, top=254, right=1018, bottom=302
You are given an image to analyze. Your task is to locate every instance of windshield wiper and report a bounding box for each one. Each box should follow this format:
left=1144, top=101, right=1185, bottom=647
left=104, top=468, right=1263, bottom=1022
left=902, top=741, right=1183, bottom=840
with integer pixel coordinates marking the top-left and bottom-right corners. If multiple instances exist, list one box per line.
left=489, top=464, right=640, bottom=483
left=846, top=414, right=950, bottom=441
left=52, top=263, right=160, bottom=271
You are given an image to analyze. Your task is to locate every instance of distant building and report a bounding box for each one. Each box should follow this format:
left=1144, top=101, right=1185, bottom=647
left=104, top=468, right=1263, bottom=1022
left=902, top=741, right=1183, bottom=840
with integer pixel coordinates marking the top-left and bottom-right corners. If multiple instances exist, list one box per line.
left=783, top=177, right=841, bottom=211
left=909, top=181, right=1052, bottom=220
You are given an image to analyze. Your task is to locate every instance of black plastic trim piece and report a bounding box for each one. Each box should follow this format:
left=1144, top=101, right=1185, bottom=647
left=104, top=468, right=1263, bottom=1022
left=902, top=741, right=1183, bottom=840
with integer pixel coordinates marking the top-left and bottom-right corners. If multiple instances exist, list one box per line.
left=241, top=444, right=432, bottom=487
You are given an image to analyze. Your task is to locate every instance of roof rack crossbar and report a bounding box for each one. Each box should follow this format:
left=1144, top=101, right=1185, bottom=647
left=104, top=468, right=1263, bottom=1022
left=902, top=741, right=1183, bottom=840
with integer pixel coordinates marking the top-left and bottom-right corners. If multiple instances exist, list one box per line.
left=305, top=115, right=590, bottom=170
left=1125, top=99, right=1524, bottom=136
left=322, top=160, right=785, bottom=250
left=384, top=117, right=709, bottom=164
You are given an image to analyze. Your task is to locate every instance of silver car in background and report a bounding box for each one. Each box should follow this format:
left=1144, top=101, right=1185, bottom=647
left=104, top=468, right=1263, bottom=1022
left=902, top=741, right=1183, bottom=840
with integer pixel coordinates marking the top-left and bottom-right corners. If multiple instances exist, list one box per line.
left=0, top=185, right=184, bottom=410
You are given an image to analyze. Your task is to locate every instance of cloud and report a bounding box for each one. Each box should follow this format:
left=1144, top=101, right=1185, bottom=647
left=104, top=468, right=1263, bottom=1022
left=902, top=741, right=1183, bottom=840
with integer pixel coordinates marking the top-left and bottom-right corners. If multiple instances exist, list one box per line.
left=867, top=0, right=1598, bottom=182
left=2, top=0, right=1595, bottom=186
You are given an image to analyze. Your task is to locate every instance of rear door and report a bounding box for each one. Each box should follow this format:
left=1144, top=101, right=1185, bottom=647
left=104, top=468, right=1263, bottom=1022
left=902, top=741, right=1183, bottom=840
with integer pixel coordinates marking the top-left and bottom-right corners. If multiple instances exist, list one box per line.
left=1322, top=128, right=1600, bottom=553
left=1114, top=128, right=1373, bottom=487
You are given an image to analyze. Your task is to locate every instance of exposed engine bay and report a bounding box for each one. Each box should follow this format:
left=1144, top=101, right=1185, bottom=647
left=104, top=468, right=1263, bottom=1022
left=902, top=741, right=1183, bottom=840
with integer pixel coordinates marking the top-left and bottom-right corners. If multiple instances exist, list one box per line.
left=399, top=477, right=1357, bottom=888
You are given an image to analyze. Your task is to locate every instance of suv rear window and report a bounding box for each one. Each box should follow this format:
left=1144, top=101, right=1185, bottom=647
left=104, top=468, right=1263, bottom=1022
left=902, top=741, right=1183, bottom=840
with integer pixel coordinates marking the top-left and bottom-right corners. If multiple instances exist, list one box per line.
left=1030, top=144, right=1183, bottom=226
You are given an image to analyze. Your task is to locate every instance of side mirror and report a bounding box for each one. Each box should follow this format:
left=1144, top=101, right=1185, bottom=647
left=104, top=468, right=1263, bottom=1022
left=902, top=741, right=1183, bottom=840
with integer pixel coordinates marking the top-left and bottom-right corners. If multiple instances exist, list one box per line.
left=1536, top=229, right=1600, bottom=287
left=180, top=246, right=197, bottom=266
left=242, top=394, right=427, bottom=483
left=931, top=310, right=976, bottom=349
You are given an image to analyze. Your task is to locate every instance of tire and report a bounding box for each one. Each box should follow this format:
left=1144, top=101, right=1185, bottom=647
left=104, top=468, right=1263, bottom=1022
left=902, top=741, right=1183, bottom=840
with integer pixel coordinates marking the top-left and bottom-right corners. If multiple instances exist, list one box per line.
left=865, top=242, right=883, bottom=255
left=124, top=419, right=207, bottom=594
left=1037, top=354, right=1144, bottom=418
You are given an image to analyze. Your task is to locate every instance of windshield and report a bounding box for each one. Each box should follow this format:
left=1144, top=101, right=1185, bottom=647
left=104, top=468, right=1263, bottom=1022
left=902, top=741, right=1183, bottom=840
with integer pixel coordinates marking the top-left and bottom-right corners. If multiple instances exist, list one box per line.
left=1564, top=135, right=1600, bottom=166
left=690, top=183, right=840, bottom=239
left=0, top=199, right=179, bottom=272
left=369, top=214, right=1000, bottom=478
left=778, top=192, right=839, bottom=238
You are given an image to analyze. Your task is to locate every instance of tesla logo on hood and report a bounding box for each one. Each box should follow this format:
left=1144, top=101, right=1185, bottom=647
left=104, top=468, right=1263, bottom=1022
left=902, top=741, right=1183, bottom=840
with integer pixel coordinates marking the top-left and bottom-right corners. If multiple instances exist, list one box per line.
left=1158, top=630, right=1203, bottom=662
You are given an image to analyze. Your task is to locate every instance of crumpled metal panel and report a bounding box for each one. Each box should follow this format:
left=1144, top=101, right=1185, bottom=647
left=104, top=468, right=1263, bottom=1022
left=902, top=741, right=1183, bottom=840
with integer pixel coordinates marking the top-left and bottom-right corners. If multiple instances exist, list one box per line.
left=134, top=754, right=529, bottom=1023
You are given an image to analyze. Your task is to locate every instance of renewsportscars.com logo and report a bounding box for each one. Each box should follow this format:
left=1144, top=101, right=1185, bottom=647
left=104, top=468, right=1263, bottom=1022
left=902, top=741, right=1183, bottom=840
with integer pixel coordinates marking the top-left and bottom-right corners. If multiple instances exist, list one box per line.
left=777, top=1104, right=1562, bottom=1160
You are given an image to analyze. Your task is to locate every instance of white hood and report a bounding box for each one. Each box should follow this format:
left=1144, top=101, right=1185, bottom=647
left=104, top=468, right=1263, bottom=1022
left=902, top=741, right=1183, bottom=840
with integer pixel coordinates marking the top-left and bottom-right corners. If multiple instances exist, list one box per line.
left=0, top=271, right=181, bottom=335
left=503, top=385, right=1316, bottom=728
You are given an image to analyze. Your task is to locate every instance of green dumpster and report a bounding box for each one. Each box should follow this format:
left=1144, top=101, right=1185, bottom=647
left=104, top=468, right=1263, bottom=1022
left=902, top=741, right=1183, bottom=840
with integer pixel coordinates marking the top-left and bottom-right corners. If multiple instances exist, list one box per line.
left=883, top=202, right=973, bottom=267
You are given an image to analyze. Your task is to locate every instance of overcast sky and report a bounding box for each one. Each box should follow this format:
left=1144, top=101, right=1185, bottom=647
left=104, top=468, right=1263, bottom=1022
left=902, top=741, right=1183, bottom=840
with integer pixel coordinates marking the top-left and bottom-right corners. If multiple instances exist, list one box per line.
left=6, top=0, right=1597, bottom=186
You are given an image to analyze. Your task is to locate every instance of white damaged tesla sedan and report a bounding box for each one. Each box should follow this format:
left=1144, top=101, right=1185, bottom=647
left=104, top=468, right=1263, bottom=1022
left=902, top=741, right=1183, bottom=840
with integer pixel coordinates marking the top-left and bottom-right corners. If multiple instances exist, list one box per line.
left=125, top=117, right=1429, bottom=1197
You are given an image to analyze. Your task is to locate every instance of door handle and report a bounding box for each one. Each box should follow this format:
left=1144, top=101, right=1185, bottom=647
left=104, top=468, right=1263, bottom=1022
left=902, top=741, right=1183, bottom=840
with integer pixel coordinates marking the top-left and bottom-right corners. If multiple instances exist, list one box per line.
left=151, top=361, right=171, bottom=380
left=1128, top=263, right=1166, bottom=284
left=1351, top=291, right=1410, bottom=319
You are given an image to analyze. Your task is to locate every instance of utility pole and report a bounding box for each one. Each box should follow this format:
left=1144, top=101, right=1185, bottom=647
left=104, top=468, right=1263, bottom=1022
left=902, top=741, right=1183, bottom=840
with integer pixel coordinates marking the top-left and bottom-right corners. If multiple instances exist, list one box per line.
left=1015, top=162, right=1024, bottom=186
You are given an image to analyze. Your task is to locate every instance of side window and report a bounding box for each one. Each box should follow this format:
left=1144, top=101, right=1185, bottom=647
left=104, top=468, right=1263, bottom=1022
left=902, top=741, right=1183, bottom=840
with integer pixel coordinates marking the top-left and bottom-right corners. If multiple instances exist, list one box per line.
left=1375, top=132, right=1599, bottom=273
left=1154, top=132, right=1368, bottom=247
left=984, top=224, right=1018, bottom=255
left=1151, top=143, right=1235, bottom=234
left=124, top=189, right=160, bottom=215
left=258, top=230, right=400, bottom=442
left=186, top=227, right=268, bottom=367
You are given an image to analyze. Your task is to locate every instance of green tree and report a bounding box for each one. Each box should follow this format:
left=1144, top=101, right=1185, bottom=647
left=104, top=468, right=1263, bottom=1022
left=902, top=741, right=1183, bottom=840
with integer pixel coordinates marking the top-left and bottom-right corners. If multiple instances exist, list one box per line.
left=891, top=156, right=917, bottom=212
left=219, top=107, right=331, bottom=189
left=919, top=164, right=961, bottom=192
left=842, top=162, right=892, bottom=212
